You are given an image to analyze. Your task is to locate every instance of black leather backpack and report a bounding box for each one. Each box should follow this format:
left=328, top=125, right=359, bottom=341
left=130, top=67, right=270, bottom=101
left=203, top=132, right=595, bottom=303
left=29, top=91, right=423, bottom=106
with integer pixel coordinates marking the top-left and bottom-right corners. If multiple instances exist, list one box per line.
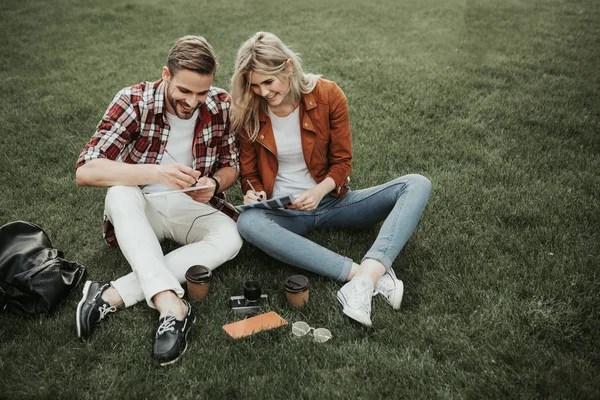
left=0, top=221, right=86, bottom=315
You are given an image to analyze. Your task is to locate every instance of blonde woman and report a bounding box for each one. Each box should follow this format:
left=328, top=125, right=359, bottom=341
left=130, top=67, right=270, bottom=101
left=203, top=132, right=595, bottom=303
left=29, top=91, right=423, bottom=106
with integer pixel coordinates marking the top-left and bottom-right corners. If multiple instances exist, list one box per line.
left=231, top=32, right=431, bottom=326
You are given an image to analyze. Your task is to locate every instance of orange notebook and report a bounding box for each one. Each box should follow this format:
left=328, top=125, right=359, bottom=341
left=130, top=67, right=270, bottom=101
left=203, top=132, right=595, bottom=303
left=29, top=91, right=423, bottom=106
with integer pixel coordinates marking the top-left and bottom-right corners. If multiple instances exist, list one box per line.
left=223, top=311, right=288, bottom=339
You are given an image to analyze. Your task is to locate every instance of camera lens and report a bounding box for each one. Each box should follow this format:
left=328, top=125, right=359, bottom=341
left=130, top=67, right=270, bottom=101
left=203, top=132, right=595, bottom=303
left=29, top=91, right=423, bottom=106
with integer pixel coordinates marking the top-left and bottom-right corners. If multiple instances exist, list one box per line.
left=243, top=280, right=261, bottom=301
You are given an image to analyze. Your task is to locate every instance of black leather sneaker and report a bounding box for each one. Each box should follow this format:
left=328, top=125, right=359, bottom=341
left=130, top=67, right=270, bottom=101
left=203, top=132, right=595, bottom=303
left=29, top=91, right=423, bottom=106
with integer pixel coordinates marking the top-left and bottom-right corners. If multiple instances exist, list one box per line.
left=153, top=300, right=195, bottom=366
left=76, top=281, right=116, bottom=340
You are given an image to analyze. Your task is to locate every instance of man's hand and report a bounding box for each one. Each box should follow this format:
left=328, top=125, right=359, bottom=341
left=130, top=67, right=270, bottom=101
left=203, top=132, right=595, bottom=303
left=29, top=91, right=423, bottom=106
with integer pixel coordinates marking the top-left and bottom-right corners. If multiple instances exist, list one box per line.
left=186, top=176, right=217, bottom=203
left=156, top=163, right=201, bottom=189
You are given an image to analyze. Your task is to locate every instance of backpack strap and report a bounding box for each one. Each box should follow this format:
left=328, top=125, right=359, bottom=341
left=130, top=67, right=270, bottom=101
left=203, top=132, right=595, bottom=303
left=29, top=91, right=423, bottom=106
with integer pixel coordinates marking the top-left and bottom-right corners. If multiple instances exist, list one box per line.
left=0, top=283, right=6, bottom=311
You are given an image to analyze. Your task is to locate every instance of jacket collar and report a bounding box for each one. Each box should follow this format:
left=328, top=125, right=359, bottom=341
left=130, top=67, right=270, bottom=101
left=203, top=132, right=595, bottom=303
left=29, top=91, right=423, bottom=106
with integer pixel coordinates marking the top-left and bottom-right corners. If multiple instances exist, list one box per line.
left=258, top=91, right=317, bottom=122
left=302, top=91, right=317, bottom=111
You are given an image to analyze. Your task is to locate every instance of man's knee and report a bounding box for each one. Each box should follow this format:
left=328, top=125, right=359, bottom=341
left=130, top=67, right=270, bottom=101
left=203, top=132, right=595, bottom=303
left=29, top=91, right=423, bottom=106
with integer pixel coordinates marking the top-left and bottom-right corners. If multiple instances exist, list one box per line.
left=210, top=221, right=243, bottom=262
left=226, top=224, right=244, bottom=253
left=105, top=186, right=146, bottom=216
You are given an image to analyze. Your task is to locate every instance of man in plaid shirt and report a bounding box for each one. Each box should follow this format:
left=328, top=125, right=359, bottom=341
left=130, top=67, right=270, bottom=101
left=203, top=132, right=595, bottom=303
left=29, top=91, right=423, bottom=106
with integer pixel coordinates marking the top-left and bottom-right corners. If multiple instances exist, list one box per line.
left=74, top=36, right=242, bottom=366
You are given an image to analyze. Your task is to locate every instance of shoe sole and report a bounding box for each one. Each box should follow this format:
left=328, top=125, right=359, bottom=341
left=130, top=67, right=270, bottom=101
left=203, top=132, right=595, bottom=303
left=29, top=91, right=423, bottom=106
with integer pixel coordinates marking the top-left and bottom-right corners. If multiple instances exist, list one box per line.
left=158, top=316, right=196, bottom=367
left=336, top=291, right=372, bottom=327
left=389, top=280, right=404, bottom=310
left=76, top=280, right=92, bottom=339
left=158, top=342, right=188, bottom=367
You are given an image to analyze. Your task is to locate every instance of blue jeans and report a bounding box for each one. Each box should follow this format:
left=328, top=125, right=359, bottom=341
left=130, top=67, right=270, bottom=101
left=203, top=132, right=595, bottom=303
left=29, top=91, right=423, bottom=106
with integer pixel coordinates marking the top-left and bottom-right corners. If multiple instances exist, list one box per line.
left=237, top=174, right=431, bottom=283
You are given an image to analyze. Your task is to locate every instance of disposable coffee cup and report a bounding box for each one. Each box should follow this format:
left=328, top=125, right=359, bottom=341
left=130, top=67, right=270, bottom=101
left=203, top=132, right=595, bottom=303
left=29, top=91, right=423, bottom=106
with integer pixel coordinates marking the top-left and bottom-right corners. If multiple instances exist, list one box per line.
left=284, top=275, right=310, bottom=308
left=185, top=265, right=213, bottom=302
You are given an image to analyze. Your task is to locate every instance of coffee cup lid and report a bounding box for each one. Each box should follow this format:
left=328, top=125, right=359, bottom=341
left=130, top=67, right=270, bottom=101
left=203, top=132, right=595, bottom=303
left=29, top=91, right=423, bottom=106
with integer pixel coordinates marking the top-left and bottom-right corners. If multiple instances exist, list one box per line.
left=285, top=275, right=309, bottom=293
left=185, top=265, right=212, bottom=283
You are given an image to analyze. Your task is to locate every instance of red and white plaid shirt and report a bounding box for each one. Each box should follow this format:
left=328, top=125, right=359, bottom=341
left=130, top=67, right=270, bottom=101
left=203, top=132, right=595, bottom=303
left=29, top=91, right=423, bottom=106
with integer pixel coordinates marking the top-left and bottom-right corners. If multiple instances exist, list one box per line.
left=77, top=79, right=239, bottom=246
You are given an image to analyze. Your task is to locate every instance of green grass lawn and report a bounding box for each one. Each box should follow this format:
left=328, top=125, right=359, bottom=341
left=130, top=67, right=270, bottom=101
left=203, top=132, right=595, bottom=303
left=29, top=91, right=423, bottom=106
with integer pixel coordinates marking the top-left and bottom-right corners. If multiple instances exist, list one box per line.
left=1, top=0, right=599, bottom=398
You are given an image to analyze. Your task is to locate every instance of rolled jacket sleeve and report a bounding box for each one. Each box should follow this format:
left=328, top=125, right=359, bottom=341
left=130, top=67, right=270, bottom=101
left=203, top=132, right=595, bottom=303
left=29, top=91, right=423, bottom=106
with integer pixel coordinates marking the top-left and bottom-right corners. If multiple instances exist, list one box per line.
left=325, top=82, right=352, bottom=192
left=240, top=135, right=265, bottom=194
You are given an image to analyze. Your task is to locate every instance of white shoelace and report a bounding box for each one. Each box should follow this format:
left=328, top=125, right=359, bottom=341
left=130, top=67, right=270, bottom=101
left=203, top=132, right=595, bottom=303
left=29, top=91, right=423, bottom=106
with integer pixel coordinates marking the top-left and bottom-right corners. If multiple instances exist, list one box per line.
left=97, top=303, right=116, bottom=322
left=374, top=275, right=394, bottom=297
left=157, top=315, right=176, bottom=336
left=347, top=279, right=373, bottom=311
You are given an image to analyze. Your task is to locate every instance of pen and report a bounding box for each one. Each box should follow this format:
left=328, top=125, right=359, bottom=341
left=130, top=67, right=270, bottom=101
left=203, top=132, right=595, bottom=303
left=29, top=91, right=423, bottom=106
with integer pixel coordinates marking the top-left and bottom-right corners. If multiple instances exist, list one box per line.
left=246, top=179, right=264, bottom=200
left=163, top=148, right=179, bottom=163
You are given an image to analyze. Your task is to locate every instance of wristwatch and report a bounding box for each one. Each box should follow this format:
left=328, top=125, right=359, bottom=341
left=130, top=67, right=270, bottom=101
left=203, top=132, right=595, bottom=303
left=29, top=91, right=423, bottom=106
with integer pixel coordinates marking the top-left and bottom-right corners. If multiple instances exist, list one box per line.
left=207, top=175, right=220, bottom=194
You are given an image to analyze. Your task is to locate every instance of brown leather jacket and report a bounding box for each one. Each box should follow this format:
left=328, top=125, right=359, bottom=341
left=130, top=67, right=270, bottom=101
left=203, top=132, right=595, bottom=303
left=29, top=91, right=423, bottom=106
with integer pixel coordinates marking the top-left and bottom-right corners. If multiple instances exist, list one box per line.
left=240, top=78, right=351, bottom=199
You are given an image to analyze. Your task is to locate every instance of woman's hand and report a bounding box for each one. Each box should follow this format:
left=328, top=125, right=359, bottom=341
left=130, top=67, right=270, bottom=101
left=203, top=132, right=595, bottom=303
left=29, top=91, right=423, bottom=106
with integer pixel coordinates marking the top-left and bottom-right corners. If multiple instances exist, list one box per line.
left=289, top=178, right=336, bottom=211
left=289, top=186, right=327, bottom=211
left=244, top=189, right=267, bottom=205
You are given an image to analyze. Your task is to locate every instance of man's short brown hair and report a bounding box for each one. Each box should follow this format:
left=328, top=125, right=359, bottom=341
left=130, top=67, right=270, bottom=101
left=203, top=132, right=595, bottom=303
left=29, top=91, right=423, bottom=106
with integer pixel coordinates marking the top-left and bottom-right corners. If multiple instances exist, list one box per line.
left=167, top=35, right=217, bottom=75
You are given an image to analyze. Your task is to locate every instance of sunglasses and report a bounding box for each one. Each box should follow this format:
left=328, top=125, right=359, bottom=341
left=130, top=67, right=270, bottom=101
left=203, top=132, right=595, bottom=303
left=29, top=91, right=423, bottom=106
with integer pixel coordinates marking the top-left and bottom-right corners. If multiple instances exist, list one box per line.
left=291, top=321, right=332, bottom=343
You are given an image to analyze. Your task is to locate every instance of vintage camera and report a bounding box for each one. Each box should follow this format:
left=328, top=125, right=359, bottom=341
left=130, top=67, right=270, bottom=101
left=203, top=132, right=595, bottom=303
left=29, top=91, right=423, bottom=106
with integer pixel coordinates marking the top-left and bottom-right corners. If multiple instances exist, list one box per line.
left=230, top=280, right=269, bottom=315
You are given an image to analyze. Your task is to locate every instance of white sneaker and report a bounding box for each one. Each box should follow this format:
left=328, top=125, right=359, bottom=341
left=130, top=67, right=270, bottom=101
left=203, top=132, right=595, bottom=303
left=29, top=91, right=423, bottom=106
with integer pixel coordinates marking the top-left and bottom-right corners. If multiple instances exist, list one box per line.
left=374, top=269, right=404, bottom=310
left=337, top=276, right=374, bottom=327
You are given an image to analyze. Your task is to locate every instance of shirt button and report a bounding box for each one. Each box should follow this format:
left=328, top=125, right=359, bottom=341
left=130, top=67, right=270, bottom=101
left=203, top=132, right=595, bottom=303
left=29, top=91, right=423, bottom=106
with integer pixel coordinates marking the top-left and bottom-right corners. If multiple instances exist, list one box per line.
left=260, top=135, right=264, bottom=139
left=309, top=101, right=314, bottom=105
left=304, top=123, right=309, bottom=127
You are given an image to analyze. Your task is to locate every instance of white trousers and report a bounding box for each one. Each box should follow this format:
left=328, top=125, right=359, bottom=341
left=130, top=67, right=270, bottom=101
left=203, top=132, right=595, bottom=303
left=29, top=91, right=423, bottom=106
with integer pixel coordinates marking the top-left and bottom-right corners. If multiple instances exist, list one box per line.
left=104, top=186, right=243, bottom=309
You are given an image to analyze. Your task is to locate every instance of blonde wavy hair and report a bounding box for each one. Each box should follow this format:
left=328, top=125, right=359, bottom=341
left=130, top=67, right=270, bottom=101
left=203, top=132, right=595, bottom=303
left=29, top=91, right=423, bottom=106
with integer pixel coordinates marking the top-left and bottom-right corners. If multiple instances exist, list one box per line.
left=230, top=32, right=320, bottom=141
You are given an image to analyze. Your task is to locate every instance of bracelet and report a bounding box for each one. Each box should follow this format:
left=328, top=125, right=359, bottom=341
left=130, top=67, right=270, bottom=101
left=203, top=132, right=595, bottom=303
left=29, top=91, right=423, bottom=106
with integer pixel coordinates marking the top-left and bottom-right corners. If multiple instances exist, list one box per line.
left=207, top=175, right=220, bottom=194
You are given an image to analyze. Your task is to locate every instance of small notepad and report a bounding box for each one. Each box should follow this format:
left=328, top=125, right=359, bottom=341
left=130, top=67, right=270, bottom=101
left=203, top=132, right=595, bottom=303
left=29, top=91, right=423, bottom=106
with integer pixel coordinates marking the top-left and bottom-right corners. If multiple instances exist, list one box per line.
left=144, top=184, right=214, bottom=197
left=236, top=194, right=298, bottom=212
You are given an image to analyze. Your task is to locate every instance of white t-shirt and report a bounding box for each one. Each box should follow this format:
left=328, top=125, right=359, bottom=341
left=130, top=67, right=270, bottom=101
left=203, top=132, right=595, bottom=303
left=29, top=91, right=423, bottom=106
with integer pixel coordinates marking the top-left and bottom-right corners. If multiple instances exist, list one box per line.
left=143, top=110, right=198, bottom=194
left=270, top=107, right=317, bottom=198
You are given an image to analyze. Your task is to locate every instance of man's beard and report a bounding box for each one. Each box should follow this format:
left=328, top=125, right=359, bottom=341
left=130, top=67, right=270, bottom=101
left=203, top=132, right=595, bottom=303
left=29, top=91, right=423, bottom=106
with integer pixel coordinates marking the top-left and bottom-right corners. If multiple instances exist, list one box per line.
left=166, top=84, right=200, bottom=119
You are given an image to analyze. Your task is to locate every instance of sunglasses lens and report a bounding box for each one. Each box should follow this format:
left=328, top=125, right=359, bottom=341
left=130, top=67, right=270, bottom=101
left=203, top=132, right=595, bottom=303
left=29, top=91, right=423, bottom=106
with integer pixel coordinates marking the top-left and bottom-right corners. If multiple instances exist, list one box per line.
left=292, top=321, right=311, bottom=336
left=313, top=328, right=332, bottom=343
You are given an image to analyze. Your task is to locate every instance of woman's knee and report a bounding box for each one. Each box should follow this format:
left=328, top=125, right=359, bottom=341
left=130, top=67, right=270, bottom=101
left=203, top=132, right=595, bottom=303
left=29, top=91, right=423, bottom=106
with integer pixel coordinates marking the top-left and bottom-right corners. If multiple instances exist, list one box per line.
left=401, top=174, right=432, bottom=195
left=411, top=173, right=432, bottom=190
left=236, top=209, right=268, bottom=239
